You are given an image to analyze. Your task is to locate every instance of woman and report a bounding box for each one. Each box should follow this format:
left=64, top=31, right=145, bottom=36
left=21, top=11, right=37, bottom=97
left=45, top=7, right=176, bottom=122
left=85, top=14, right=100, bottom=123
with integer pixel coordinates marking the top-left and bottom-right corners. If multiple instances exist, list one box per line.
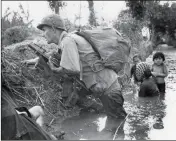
left=139, top=69, right=159, bottom=97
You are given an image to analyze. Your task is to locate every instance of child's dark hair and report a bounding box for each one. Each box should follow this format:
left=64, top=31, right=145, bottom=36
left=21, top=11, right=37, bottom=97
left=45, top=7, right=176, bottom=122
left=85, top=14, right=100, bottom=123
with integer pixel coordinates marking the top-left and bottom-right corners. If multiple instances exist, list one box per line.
left=153, top=52, right=165, bottom=61
left=144, top=69, right=152, bottom=79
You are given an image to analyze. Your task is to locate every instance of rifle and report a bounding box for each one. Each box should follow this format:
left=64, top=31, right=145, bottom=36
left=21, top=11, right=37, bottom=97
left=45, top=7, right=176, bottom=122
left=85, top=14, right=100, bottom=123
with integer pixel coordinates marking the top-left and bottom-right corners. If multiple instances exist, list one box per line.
left=28, top=43, right=60, bottom=67
left=28, top=43, right=89, bottom=91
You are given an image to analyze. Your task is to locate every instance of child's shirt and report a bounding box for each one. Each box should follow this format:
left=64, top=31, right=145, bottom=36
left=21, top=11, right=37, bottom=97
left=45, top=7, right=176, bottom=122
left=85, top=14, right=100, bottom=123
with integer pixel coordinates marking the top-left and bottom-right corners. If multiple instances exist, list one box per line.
left=152, top=63, right=167, bottom=84
left=139, top=78, right=159, bottom=97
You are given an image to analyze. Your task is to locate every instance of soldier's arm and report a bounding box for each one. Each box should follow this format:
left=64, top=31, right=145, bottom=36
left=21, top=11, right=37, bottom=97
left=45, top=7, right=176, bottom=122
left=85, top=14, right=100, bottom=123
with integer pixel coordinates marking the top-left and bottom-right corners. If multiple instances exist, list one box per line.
left=49, top=37, right=81, bottom=75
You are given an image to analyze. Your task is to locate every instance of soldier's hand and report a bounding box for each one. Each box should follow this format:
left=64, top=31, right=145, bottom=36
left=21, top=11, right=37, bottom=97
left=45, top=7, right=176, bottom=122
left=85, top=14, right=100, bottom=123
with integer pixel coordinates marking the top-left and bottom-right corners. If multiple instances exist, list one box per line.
left=21, top=58, right=39, bottom=68
left=48, top=51, right=60, bottom=68
left=21, top=60, right=34, bottom=67
left=48, top=56, right=56, bottom=69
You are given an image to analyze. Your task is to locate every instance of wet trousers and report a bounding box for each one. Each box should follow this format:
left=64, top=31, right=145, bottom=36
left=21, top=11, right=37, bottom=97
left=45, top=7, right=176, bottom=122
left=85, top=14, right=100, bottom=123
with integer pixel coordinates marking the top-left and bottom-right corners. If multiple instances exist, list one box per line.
left=91, top=79, right=127, bottom=118
left=99, top=91, right=126, bottom=118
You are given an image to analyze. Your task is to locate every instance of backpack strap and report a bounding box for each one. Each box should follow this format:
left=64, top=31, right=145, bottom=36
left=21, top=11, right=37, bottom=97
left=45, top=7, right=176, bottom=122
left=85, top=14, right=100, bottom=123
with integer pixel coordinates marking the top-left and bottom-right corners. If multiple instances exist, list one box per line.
left=75, top=31, right=101, bottom=59
left=71, top=33, right=104, bottom=73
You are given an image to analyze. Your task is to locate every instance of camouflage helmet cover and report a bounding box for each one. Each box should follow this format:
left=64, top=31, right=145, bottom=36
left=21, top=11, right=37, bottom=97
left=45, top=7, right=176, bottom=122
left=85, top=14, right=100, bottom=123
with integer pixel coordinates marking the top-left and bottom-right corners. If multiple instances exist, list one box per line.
left=37, top=14, right=66, bottom=31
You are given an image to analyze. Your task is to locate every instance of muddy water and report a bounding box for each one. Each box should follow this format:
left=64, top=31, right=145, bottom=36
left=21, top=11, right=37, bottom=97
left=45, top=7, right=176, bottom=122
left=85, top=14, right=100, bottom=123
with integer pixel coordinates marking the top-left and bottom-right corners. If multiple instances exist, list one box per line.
left=55, top=46, right=176, bottom=140
left=60, top=112, right=125, bottom=140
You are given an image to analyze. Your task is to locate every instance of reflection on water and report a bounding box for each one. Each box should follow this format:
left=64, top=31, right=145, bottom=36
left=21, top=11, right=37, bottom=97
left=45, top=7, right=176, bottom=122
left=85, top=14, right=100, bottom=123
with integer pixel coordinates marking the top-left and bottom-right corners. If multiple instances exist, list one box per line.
left=123, top=94, right=163, bottom=140
left=148, top=88, right=176, bottom=140
left=94, top=116, right=107, bottom=132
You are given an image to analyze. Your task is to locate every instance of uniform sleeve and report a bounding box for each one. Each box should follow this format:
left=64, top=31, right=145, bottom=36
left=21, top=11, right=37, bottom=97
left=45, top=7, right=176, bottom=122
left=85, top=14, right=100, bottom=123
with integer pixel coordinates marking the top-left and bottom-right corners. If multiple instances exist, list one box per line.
left=60, top=37, right=81, bottom=72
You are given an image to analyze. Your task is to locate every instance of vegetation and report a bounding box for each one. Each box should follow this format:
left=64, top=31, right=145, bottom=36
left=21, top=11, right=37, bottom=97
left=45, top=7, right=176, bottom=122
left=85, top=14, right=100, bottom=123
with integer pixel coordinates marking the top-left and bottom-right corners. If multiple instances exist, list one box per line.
left=2, top=26, right=31, bottom=46
left=47, top=0, right=67, bottom=14
left=2, top=1, right=175, bottom=127
left=87, top=0, right=97, bottom=27
left=1, top=4, right=34, bottom=46
left=125, top=0, right=176, bottom=45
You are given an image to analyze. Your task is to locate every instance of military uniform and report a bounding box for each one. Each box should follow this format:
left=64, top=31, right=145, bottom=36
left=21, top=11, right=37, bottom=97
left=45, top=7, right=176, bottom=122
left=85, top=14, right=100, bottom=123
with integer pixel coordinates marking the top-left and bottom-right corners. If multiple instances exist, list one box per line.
left=36, top=14, right=127, bottom=118
left=1, top=88, right=52, bottom=140
left=58, top=31, right=126, bottom=118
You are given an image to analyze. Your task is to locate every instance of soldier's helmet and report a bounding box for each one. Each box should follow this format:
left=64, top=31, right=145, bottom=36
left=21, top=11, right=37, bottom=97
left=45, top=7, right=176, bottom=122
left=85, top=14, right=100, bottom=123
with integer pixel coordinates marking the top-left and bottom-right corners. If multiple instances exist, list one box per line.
left=37, top=14, right=66, bottom=31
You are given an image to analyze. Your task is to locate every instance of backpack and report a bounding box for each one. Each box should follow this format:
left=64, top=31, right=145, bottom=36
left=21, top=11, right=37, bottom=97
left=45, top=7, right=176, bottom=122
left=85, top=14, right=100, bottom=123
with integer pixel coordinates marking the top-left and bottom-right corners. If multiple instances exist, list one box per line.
left=75, top=28, right=131, bottom=73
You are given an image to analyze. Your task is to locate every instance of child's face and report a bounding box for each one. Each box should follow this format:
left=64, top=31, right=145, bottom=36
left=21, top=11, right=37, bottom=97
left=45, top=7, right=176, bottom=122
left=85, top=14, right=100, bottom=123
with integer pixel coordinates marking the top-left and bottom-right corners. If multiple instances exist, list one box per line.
left=133, top=57, right=141, bottom=64
left=154, top=57, right=164, bottom=65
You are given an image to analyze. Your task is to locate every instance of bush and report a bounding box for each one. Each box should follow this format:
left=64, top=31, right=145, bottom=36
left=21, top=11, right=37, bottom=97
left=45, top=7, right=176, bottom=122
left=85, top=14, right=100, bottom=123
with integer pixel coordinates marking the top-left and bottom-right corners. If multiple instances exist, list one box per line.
left=1, top=39, right=81, bottom=123
left=1, top=4, right=33, bottom=46
left=2, top=26, right=30, bottom=46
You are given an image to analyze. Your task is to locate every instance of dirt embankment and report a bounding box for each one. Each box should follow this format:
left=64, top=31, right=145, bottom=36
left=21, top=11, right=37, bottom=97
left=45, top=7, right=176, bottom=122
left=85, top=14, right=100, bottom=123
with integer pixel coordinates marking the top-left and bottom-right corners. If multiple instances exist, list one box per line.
left=2, top=36, right=81, bottom=133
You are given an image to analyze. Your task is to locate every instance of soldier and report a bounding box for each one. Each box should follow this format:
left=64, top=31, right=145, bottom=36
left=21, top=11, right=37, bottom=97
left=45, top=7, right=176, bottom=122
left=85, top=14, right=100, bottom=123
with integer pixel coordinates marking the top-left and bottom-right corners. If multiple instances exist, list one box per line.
left=24, top=14, right=127, bottom=119
left=1, top=75, right=57, bottom=140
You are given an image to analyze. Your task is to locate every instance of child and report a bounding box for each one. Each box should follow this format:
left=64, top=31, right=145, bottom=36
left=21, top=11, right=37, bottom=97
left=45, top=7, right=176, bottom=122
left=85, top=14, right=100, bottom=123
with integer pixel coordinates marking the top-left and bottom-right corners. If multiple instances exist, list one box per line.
left=151, top=52, right=168, bottom=93
left=139, top=69, right=159, bottom=97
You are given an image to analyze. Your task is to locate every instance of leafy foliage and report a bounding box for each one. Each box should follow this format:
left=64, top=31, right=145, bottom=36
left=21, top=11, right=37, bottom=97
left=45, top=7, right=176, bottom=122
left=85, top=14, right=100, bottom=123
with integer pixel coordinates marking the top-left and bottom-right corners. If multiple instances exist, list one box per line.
left=47, top=0, right=67, bottom=14
left=113, top=10, right=143, bottom=52
left=125, top=0, right=159, bottom=20
left=126, top=1, right=176, bottom=45
left=87, top=0, right=97, bottom=27
left=1, top=4, right=34, bottom=46
left=1, top=4, right=33, bottom=32
left=3, top=26, right=30, bottom=46
left=125, top=0, right=147, bottom=20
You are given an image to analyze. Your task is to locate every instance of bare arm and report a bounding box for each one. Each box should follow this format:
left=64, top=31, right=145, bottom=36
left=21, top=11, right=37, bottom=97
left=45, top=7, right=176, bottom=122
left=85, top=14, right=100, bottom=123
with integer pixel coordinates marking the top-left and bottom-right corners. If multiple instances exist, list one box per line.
left=152, top=64, right=168, bottom=77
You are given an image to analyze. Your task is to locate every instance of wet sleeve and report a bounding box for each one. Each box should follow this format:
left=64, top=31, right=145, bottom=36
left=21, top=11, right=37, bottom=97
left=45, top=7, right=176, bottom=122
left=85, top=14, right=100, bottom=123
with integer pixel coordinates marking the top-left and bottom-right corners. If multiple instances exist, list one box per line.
left=60, top=37, right=81, bottom=72
left=139, top=83, right=146, bottom=97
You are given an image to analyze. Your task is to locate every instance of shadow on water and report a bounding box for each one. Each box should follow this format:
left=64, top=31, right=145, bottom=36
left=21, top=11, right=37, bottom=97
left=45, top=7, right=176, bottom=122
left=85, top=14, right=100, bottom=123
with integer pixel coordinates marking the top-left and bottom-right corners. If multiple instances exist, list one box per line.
left=55, top=46, right=176, bottom=140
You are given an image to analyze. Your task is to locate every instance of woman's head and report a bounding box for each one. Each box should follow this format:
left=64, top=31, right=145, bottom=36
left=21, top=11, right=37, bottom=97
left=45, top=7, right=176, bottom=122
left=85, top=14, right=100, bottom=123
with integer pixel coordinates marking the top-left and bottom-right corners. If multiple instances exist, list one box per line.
left=133, top=54, right=142, bottom=64
left=144, top=69, right=152, bottom=79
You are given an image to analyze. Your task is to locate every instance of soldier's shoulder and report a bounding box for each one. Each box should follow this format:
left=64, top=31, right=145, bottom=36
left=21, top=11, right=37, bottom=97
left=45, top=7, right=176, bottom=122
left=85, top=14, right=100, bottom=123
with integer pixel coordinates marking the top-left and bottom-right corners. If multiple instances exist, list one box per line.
left=62, top=34, right=74, bottom=43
